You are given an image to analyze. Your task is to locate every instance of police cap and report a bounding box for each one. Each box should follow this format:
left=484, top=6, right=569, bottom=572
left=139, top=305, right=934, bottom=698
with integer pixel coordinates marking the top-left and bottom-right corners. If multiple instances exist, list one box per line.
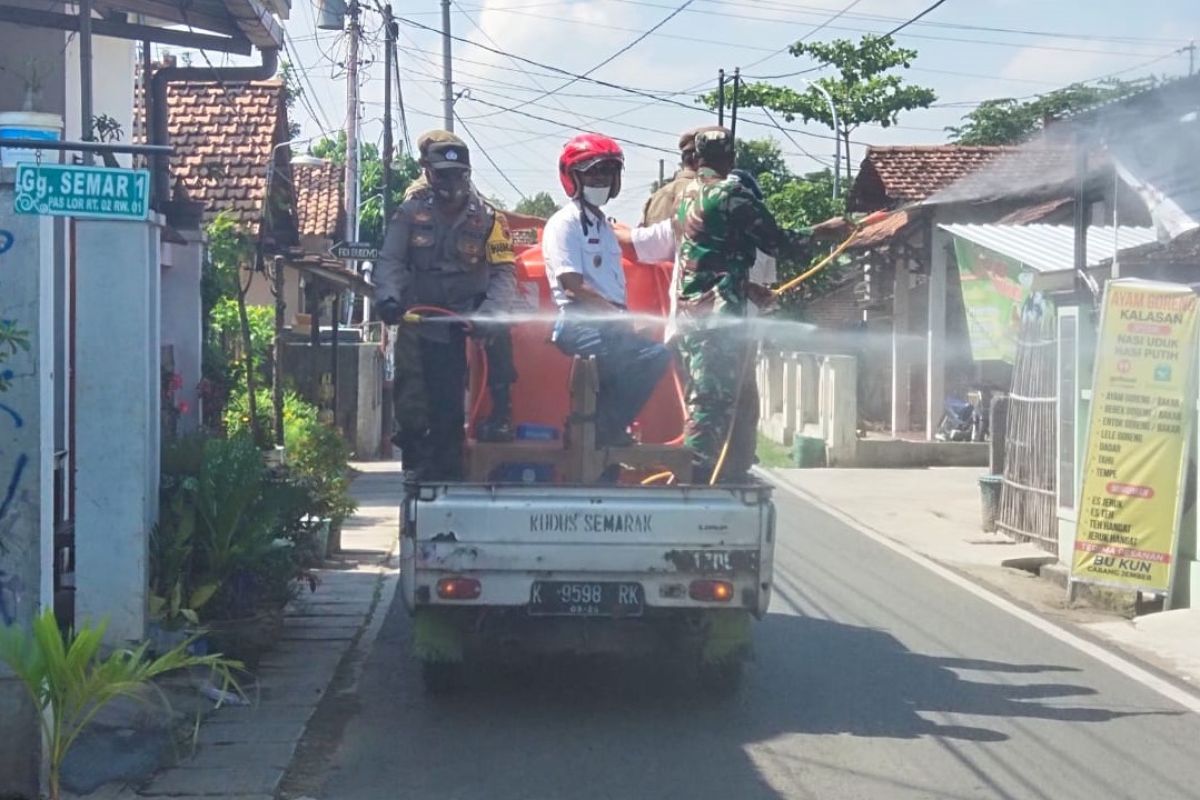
left=678, top=127, right=702, bottom=155
left=417, top=130, right=471, bottom=170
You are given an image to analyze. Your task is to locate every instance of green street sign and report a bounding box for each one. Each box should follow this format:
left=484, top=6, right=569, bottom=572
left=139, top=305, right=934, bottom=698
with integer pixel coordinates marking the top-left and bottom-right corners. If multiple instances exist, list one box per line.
left=13, top=163, right=150, bottom=221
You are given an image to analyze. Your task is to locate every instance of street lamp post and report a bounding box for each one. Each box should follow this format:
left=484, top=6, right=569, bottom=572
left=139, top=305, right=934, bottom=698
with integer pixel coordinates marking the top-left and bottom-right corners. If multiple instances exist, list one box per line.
left=798, top=79, right=839, bottom=201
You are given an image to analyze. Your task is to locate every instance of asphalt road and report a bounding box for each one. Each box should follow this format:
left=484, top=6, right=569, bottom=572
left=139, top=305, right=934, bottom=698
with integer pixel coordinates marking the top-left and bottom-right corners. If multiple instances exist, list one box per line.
left=308, top=488, right=1200, bottom=800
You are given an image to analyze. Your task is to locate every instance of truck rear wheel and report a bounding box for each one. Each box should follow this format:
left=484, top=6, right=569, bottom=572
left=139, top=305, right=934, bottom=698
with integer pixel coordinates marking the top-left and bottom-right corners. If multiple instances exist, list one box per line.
left=420, top=660, right=463, bottom=695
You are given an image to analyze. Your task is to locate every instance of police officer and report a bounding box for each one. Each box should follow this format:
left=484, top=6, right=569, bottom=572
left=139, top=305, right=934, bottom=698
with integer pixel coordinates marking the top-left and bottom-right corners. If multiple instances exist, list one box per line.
left=374, top=131, right=518, bottom=479
left=640, top=128, right=700, bottom=226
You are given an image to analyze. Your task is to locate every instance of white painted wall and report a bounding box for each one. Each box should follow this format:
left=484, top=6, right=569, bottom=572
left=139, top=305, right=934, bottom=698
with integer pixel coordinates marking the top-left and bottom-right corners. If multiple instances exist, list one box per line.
left=64, top=34, right=136, bottom=167
left=73, top=217, right=161, bottom=645
left=160, top=234, right=204, bottom=433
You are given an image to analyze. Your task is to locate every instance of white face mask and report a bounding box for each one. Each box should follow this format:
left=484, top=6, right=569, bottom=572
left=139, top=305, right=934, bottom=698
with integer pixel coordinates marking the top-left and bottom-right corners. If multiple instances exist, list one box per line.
left=582, top=184, right=611, bottom=207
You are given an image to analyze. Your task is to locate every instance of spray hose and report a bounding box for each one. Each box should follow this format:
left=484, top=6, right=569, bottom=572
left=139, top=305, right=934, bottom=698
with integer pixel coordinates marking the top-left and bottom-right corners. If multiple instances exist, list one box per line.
left=707, top=214, right=883, bottom=485
left=400, top=306, right=490, bottom=437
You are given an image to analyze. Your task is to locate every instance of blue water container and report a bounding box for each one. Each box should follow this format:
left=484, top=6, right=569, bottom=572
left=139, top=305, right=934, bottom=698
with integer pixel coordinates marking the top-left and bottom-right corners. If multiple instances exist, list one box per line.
left=516, top=423, right=560, bottom=441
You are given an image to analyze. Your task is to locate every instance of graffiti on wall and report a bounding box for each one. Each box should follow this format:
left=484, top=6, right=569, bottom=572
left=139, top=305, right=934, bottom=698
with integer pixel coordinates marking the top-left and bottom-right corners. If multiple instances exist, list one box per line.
left=0, top=229, right=13, bottom=256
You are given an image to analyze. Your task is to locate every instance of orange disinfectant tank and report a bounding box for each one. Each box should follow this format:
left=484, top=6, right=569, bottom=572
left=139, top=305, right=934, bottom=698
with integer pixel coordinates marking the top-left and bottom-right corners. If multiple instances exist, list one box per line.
left=468, top=219, right=685, bottom=460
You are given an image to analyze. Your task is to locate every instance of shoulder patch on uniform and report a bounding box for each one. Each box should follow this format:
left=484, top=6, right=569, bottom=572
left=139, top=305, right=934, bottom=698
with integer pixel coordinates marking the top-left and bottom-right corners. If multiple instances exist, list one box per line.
left=486, top=217, right=515, bottom=264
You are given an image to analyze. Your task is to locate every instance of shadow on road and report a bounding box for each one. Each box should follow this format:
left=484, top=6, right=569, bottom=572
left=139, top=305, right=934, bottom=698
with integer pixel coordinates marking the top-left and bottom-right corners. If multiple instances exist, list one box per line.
left=748, top=613, right=1168, bottom=744
left=311, top=584, right=1181, bottom=800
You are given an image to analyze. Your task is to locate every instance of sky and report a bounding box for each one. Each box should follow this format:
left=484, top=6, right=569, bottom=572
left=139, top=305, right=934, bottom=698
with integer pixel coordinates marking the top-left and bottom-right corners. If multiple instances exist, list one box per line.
left=192, top=0, right=1200, bottom=224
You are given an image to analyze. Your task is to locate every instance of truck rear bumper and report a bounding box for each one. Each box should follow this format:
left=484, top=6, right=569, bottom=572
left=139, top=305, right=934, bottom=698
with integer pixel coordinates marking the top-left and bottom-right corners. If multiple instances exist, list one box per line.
left=410, top=569, right=766, bottom=614
left=414, top=606, right=753, bottom=662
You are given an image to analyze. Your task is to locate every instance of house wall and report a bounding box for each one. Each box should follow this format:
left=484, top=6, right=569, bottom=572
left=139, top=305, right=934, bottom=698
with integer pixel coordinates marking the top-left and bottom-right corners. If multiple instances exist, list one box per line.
left=243, top=264, right=305, bottom=325
left=64, top=34, right=136, bottom=167
left=0, top=172, right=57, bottom=797
left=161, top=234, right=204, bottom=433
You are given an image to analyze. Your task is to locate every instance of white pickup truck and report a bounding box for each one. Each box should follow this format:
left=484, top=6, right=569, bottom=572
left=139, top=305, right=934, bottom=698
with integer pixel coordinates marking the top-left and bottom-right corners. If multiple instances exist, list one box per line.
left=399, top=478, right=776, bottom=693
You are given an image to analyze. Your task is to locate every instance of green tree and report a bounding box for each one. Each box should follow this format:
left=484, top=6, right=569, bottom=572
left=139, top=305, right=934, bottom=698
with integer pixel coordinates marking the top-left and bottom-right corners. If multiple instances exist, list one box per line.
left=736, top=137, right=792, bottom=183
left=310, top=134, right=421, bottom=245
left=513, top=191, right=559, bottom=218
left=760, top=169, right=841, bottom=232
left=278, top=60, right=303, bottom=140
left=946, top=77, right=1157, bottom=145
left=206, top=211, right=262, bottom=443
left=705, top=34, right=936, bottom=183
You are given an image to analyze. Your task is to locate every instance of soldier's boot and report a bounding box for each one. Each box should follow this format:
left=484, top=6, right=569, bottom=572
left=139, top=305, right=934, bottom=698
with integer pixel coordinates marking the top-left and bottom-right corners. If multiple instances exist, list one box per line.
left=476, top=384, right=514, bottom=443
left=394, top=429, right=433, bottom=478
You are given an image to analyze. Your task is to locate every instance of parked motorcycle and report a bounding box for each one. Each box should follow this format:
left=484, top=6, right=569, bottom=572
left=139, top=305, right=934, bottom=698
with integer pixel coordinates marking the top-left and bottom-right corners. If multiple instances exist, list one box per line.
left=936, top=389, right=991, bottom=443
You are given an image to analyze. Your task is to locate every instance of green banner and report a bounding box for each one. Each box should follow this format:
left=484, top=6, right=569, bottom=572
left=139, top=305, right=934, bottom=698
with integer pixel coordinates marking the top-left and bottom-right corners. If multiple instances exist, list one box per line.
left=953, top=238, right=1033, bottom=364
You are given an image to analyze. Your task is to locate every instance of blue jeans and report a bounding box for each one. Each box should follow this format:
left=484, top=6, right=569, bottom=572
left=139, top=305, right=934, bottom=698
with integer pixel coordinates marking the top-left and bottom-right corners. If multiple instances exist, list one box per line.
left=552, top=313, right=671, bottom=444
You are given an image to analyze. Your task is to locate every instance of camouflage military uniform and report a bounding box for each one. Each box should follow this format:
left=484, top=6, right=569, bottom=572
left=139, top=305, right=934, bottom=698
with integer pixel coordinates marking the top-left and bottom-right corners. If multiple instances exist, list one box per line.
left=673, top=129, right=800, bottom=483
left=375, top=132, right=517, bottom=479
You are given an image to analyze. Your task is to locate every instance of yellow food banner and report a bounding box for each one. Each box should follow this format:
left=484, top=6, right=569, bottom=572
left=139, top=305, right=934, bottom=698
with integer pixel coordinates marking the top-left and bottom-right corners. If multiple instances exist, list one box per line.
left=1072, top=280, right=1200, bottom=593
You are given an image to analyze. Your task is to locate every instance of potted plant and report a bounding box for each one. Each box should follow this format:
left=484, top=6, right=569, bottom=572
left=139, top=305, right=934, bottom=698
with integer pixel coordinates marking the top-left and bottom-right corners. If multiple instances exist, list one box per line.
left=148, top=478, right=220, bottom=651
left=187, top=435, right=314, bottom=668
left=0, top=610, right=241, bottom=800
left=0, top=57, right=64, bottom=166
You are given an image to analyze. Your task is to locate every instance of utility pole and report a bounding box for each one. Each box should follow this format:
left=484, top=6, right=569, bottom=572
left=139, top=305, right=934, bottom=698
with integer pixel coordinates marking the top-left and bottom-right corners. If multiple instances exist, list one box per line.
left=272, top=255, right=286, bottom=447
left=729, top=67, right=740, bottom=141
left=441, top=0, right=454, bottom=131
left=79, top=0, right=94, bottom=163
left=345, top=0, right=361, bottom=320
left=658, top=159, right=665, bottom=187
left=717, top=68, right=726, bottom=127
left=1186, top=40, right=1196, bottom=77
left=382, top=4, right=396, bottom=227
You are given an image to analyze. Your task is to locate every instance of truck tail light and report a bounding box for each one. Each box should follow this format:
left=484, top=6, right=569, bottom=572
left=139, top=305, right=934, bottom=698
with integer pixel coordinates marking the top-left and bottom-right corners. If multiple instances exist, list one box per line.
left=689, top=579, right=734, bottom=602
left=437, top=577, right=481, bottom=600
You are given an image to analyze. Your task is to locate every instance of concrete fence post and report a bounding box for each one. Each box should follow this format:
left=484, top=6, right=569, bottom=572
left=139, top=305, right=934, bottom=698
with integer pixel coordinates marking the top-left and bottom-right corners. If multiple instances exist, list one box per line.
left=798, top=353, right=820, bottom=428
left=781, top=354, right=798, bottom=445
left=824, top=355, right=859, bottom=466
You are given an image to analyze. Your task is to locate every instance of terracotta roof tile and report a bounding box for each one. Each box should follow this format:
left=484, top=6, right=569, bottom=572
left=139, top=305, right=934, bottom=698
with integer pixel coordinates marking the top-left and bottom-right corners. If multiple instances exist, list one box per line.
left=141, top=79, right=288, bottom=235
left=849, top=145, right=1020, bottom=211
left=293, top=161, right=344, bottom=239
left=926, top=146, right=1077, bottom=206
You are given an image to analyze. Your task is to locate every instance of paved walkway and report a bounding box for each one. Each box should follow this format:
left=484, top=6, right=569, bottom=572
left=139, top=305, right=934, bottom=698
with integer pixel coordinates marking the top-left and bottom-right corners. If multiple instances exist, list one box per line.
left=69, top=463, right=402, bottom=800
left=766, top=467, right=1051, bottom=572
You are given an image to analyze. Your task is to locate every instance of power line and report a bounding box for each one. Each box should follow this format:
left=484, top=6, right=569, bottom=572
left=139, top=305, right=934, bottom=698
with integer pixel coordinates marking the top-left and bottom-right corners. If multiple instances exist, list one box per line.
left=881, top=0, right=952, bottom=38
left=396, top=14, right=719, bottom=113
left=487, top=0, right=697, bottom=115
left=453, top=111, right=528, bottom=199
left=283, top=32, right=337, bottom=133
left=394, top=27, right=552, bottom=175
left=460, top=95, right=679, bottom=154
left=930, top=49, right=1181, bottom=109
left=759, top=108, right=832, bottom=167
left=743, top=0, right=866, bottom=71
left=450, top=0, right=578, bottom=119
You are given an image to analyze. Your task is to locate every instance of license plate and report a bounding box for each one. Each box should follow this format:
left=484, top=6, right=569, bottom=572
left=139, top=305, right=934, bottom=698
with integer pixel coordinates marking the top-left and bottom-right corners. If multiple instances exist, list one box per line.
left=528, top=581, right=644, bottom=618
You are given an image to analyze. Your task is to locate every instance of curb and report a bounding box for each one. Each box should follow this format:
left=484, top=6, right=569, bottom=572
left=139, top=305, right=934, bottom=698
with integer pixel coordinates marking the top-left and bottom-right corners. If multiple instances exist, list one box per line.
left=118, top=556, right=394, bottom=800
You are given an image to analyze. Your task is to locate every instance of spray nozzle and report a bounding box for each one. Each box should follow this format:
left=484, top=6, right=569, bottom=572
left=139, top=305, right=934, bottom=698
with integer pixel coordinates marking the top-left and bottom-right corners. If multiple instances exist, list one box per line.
left=402, top=312, right=423, bottom=325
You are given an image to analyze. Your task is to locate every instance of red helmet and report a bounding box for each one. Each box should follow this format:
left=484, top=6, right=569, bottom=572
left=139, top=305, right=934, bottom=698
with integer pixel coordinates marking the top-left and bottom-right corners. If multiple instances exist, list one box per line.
left=558, top=133, right=624, bottom=199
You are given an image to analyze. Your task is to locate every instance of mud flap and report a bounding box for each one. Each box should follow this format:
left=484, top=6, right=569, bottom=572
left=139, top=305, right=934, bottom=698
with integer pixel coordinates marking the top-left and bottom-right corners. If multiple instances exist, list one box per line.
left=413, top=608, right=465, bottom=663
left=701, top=609, right=753, bottom=665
